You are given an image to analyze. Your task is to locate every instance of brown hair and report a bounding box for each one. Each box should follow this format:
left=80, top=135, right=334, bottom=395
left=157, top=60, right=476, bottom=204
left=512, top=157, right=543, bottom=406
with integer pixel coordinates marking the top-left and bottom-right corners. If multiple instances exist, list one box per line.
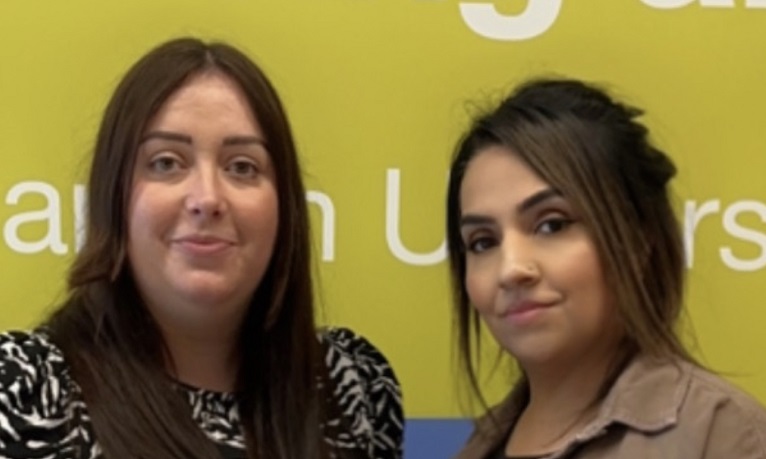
left=446, top=78, right=694, bottom=408
left=47, top=37, right=328, bottom=459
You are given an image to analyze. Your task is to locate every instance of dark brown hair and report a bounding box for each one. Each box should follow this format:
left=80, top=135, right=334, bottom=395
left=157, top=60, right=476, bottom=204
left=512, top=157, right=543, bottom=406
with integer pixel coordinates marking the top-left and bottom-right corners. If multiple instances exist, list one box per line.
left=46, top=37, right=327, bottom=459
left=446, top=78, right=694, bottom=408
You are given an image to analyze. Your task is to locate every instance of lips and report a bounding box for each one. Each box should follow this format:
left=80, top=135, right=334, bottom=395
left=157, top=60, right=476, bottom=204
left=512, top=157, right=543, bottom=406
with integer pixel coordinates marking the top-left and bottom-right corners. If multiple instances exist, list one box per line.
left=172, top=234, right=235, bottom=256
left=507, top=300, right=549, bottom=315
left=502, top=300, right=555, bottom=325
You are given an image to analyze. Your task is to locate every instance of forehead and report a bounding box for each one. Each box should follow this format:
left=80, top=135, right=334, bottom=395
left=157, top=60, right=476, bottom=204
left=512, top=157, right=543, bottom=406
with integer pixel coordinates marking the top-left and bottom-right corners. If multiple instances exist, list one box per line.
left=459, top=146, right=550, bottom=212
left=145, top=72, right=260, bottom=133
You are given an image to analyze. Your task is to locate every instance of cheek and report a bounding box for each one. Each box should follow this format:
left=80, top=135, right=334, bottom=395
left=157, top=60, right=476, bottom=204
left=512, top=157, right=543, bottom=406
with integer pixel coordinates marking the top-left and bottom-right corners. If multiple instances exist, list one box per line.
left=564, top=246, right=615, bottom=322
left=465, top=265, right=494, bottom=313
left=126, top=185, right=171, bottom=245
left=576, top=251, right=606, bottom=295
left=237, top=189, right=279, bottom=238
left=127, top=204, right=149, bottom=235
left=548, top=235, right=604, bottom=289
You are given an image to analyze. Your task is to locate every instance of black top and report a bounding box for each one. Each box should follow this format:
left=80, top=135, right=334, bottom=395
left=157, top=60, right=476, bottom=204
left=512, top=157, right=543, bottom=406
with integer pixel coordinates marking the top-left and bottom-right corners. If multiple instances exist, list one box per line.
left=0, top=327, right=403, bottom=458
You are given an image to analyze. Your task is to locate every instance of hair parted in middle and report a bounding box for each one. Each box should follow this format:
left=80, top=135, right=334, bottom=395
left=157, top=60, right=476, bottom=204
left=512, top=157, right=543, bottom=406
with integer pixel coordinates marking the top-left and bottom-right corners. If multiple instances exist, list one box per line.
left=47, top=37, right=335, bottom=459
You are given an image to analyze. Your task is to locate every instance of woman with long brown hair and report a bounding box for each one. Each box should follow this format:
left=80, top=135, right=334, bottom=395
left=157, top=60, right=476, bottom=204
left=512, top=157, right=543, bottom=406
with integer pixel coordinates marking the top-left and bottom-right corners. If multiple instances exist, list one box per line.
left=446, top=78, right=766, bottom=458
left=0, top=37, right=403, bottom=459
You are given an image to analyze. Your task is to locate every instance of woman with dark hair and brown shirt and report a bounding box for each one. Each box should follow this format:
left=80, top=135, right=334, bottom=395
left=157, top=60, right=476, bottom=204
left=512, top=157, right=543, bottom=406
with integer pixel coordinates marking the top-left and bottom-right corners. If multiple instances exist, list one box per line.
left=446, top=78, right=766, bottom=458
left=0, top=37, right=403, bottom=459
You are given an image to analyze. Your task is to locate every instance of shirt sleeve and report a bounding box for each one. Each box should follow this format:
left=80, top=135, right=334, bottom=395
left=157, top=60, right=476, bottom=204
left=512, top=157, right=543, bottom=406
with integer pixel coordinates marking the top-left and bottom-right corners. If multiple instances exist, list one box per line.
left=0, top=330, right=72, bottom=458
left=323, top=327, right=404, bottom=459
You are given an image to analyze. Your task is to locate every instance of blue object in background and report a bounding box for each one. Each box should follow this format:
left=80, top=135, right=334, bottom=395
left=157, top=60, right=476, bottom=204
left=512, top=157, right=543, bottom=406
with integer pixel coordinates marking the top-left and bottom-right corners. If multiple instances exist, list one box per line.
left=404, top=419, right=473, bottom=458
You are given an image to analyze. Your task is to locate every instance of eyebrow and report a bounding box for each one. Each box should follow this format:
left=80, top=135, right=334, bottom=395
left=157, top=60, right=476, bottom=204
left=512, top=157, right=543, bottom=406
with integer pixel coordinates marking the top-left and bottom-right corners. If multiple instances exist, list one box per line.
left=140, top=131, right=191, bottom=144
left=139, top=132, right=266, bottom=147
left=459, top=188, right=562, bottom=228
left=518, top=188, right=561, bottom=214
left=222, top=135, right=265, bottom=147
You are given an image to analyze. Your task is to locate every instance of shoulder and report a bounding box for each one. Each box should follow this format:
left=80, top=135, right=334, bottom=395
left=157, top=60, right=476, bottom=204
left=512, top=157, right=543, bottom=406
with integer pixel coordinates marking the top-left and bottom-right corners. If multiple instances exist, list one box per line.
left=321, top=327, right=402, bottom=403
left=685, top=363, right=766, bottom=413
left=0, top=329, right=73, bottom=415
left=320, top=327, right=404, bottom=459
left=0, top=329, right=82, bottom=456
left=682, top=362, right=766, bottom=423
left=593, top=355, right=766, bottom=457
left=628, top=359, right=766, bottom=458
left=680, top=364, right=766, bottom=454
left=0, top=329, right=69, bottom=384
left=320, top=327, right=402, bottom=403
left=321, top=327, right=395, bottom=374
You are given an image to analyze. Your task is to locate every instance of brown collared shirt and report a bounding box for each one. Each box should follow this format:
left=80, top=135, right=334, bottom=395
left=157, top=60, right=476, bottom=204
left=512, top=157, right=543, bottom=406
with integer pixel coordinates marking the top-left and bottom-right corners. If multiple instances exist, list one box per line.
left=455, top=355, right=766, bottom=459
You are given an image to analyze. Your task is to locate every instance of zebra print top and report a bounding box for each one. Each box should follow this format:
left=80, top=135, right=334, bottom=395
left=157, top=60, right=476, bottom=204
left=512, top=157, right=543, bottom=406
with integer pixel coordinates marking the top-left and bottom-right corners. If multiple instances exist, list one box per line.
left=0, top=327, right=403, bottom=459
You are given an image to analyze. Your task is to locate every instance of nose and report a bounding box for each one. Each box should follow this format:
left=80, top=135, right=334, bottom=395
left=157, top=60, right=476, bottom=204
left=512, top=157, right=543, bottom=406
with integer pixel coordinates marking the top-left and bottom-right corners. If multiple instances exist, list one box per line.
left=185, top=163, right=226, bottom=219
left=497, top=234, right=540, bottom=290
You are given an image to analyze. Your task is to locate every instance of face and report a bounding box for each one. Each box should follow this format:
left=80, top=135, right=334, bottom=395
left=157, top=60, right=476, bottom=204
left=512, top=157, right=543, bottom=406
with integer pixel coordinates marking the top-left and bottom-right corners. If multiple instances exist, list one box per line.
left=459, top=146, right=621, bottom=371
left=127, top=72, right=278, bottom=335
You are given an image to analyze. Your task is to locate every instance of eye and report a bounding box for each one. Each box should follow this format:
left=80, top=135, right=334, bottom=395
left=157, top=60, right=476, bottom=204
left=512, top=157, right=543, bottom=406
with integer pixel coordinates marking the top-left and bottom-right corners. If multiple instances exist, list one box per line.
left=536, top=217, right=574, bottom=235
left=465, top=235, right=497, bottom=254
left=225, top=158, right=259, bottom=179
left=148, top=154, right=183, bottom=174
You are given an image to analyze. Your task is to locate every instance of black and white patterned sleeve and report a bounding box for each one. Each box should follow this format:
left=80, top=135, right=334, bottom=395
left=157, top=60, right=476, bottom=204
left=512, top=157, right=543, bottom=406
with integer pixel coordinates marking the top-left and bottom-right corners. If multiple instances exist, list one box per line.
left=323, top=327, right=404, bottom=459
left=0, top=330, right=76, bottom=458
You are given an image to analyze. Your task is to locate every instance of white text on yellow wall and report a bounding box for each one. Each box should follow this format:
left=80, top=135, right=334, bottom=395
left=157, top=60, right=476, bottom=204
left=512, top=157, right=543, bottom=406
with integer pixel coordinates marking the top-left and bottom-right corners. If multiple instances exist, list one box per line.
left=3, top=175, right=766, bottom=271
left=461, top=0, right=766, bottom=41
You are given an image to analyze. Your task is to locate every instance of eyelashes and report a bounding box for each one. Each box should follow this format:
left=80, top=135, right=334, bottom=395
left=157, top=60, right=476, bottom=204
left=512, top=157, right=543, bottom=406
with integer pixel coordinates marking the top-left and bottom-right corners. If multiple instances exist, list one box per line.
left=142, top=151, right=263, bottom=182
left=147, top=153, right=183, bottom=174
left=535, top=216, right=574, bottom=235
left=224, top=159, right=260, bottom=180
left=462, top=215, right=576, bottom=254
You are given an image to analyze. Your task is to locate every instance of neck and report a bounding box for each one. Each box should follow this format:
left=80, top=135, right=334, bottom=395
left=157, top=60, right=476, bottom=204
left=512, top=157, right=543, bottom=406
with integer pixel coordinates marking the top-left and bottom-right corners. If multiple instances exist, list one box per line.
left=507, top=346, right=623, bottom=456
left=160, top=325, right=240, bottom=393
left=525, top=354, right=611, bottom=422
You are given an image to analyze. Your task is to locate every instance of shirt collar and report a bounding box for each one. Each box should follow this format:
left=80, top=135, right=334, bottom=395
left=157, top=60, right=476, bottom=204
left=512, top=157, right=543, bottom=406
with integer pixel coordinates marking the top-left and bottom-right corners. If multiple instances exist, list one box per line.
left=462, top=354, right=692, bottom=457
left=591, top=354, right=692, bottom=434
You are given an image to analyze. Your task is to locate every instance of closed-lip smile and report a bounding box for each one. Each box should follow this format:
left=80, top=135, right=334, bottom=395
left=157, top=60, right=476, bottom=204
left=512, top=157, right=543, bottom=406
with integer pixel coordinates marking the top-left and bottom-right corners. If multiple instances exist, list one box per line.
left=172, top=234, right=235, bottom=255
left=506, top=300, right=551, bottom=315
left=501, top=299, right=556, bottom=325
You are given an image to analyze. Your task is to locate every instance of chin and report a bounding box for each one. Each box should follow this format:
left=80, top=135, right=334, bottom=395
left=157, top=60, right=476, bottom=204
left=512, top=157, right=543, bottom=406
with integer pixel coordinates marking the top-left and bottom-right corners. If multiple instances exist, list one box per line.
left=189, top=288, right=243, bottom=307
left=503, top=339, right=567, bottom=367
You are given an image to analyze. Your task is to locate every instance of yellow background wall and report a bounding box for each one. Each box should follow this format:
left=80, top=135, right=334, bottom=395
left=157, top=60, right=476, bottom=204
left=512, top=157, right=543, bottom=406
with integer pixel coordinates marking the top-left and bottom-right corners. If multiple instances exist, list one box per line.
left=1, top=1, right=765, bottom=418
